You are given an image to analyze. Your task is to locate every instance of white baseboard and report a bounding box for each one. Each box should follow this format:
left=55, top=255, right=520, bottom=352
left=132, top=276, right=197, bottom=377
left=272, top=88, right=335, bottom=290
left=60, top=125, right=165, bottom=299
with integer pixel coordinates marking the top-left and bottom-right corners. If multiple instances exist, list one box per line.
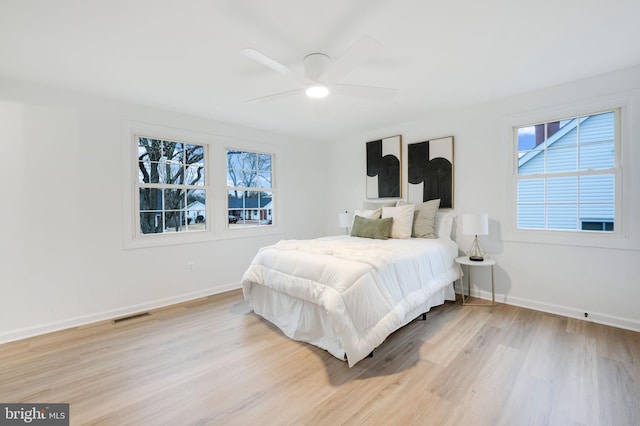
left=454, top=283, right=640, bottom=333
left=0, top=283, right=242, bottom=345
left=5, top=282, right=638, bottom=345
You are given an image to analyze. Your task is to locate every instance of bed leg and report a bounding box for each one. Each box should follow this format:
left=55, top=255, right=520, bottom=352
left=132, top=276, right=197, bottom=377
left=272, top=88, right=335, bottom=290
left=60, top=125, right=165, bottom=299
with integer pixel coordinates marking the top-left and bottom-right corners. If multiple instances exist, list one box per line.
left=421, top=312, right=427, bottom=321
left=368, top=350, right=374, bottom=358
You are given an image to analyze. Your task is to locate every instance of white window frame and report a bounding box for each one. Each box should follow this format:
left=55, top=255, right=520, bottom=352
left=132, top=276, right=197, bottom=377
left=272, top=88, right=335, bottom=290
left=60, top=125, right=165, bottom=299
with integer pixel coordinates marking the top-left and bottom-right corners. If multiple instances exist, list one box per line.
left=226, top=148, right=276, bottom=230
left=122, top=121, right=282, bottom=249
left=500, top=94, right=636, bottom=250
left=135, top=136, right=208, bottom=237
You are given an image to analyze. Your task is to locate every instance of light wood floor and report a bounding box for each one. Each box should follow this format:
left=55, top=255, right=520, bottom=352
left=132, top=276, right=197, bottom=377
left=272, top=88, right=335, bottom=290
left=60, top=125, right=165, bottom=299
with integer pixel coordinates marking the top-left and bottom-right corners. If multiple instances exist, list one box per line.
left=1, top=290, right=639, bottom=426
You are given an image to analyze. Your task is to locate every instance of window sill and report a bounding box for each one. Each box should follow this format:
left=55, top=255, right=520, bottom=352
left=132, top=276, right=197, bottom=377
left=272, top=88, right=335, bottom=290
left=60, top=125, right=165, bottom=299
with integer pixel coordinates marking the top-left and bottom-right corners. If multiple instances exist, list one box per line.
left=501, top=227, right=639, bottom=251
left=123, top=225, right=283, bottom=249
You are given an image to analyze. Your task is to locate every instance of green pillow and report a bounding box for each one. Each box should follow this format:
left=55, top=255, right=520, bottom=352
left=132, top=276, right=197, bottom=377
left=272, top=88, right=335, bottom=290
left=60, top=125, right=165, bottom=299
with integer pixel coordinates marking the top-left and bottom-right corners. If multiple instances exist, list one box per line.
left=350, top=215, right=394, bottom=240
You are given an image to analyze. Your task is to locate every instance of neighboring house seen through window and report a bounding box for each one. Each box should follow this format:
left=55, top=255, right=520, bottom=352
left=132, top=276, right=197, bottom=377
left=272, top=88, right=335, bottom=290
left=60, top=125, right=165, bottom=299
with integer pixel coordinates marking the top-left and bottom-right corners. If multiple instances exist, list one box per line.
left=137, top=137, right=206, bottom=235
left=227, top=149, right=274, bottom=228
left=515, top=110, right=618, bottom=232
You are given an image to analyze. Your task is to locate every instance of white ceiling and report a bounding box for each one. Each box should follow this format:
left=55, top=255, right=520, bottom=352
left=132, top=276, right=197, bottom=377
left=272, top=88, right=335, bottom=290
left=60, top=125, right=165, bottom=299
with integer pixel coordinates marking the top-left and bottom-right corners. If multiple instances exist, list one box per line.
left=2, top=0, right=640, bottom=142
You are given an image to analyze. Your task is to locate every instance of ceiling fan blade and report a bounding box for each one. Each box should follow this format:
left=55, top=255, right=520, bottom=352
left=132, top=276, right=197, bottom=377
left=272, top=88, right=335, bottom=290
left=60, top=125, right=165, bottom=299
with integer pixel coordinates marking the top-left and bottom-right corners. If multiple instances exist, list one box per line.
left=320, top=35, right=381, bottom=82
left=241, top=48, right=313, bottom=85
left=331, top=83, right=397, bottom=101
left=245, top=88, right=305, bottom=104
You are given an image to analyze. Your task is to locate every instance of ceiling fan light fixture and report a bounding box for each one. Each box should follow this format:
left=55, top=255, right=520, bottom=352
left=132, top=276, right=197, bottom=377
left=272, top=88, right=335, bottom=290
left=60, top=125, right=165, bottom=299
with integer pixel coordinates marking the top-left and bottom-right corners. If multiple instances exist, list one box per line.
left=306, top=84, right=329, bottom=98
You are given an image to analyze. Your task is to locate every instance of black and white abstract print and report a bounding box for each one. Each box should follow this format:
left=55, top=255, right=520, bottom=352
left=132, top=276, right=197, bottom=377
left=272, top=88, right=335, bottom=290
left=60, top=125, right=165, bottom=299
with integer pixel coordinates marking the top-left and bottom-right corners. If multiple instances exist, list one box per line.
left=366, top=135, right=401, bottom=199
left=407, top=136, right=453, bottom=208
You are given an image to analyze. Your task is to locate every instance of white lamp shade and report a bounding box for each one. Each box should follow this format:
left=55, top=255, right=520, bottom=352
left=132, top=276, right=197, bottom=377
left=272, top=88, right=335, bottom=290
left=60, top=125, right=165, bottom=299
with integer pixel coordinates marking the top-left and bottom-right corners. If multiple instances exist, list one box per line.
left=338, top=212, right=350, bottom=228
left=462, top=213, right=489, bottom=236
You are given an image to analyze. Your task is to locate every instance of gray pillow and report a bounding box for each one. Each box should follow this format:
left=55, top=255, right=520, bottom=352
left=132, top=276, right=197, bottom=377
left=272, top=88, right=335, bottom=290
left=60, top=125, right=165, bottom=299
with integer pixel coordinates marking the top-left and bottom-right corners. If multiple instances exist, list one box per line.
left=412, top=199, right=441, bottom=238
left=350, top=215, right=394, bottom=240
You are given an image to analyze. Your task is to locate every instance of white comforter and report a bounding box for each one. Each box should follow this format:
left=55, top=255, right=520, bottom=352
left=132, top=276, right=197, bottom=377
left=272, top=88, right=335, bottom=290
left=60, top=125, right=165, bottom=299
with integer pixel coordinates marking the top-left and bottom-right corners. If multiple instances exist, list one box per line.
left=242, top=235, right=459, bottom=366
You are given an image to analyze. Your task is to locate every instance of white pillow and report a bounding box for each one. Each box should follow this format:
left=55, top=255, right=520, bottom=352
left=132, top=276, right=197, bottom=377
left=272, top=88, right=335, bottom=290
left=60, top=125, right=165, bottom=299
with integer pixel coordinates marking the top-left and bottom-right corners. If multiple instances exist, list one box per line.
left=352, top=208, right=382, bottom=227
left=362, top=201, right=397, bottom=210
left=382, top=205, right=415, bottom=239
left=436, top=212, right=455, bottom=240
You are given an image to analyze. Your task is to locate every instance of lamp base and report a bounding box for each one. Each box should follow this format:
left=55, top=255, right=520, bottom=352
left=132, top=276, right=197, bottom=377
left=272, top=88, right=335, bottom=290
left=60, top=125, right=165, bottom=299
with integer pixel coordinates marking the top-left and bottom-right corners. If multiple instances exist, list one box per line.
left=467, top=236, right=485, bottom=262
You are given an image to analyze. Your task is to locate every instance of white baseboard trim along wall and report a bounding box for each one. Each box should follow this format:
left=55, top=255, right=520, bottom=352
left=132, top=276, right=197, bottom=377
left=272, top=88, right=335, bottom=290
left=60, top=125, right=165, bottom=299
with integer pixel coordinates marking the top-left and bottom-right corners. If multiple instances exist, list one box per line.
left=456, top=284, right=640, bottom=333
left=0, top=283, right=241, bottom=345
left=4, top=283, right=639, bottom=345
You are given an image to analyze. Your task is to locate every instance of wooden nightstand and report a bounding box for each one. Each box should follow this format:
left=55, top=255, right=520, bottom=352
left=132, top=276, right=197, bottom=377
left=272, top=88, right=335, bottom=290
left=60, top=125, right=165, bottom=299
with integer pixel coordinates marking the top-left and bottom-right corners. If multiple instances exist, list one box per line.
left=455, top=256, right=496, bottom=306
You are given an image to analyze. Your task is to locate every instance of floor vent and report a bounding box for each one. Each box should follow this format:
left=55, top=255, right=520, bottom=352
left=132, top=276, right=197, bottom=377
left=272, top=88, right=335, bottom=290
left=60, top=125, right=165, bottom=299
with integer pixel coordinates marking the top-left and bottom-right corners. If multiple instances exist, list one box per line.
left=112, top=312, right=151, bottom=324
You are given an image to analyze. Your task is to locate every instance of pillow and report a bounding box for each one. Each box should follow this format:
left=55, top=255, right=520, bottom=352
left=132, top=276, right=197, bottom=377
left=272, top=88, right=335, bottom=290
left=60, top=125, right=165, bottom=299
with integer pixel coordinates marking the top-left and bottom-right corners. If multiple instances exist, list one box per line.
left=412, top=199, right=441, bottom=238
left=351, top=208, right=381, bottom=227
left=350, top=215, right=393, bottom=240
left=362, top=201, right=397, bottom=210
left=436, top=211, right=455, bottom=239
left=382, top=204, right=415, bottom=239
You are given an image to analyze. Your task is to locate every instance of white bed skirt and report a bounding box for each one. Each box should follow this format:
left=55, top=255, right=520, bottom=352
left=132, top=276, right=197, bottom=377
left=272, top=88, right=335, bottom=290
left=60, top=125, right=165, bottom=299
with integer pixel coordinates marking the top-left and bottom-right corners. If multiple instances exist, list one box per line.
left=248, top=282, right=456, bottom=362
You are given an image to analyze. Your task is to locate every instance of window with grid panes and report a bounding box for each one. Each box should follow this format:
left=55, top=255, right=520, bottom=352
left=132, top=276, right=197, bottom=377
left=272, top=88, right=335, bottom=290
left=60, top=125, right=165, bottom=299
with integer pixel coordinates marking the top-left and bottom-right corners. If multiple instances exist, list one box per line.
left=515, top=110, right=618, bottom=232
left=137, top=137, right=207, bottom=235
left=226, top=149, right=274, bottom=228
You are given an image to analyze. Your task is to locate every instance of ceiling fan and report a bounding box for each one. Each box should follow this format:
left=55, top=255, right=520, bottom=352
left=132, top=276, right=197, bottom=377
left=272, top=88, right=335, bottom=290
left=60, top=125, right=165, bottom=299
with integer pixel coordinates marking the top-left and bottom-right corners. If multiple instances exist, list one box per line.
left=241, top=35, right=397, bottom=104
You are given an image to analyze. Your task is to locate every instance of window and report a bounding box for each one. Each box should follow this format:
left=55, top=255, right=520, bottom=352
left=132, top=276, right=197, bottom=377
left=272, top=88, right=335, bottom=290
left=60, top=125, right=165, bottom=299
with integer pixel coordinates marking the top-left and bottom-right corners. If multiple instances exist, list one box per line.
left=123, top=122, right=282, bottom=249
left=515, top=110, right=618, bottom=233
left=137, top=136, right=206, bottom=235
left=226, top=149, right=274, bottom=228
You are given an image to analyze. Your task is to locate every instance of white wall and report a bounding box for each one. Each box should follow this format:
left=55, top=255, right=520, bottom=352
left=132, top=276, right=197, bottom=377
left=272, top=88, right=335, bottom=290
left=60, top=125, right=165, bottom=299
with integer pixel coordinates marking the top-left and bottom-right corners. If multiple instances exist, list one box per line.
left=0, top=78, right=328, bottom=342
left=326, top=65, right=640, bottom=331
left=2, top=65, right=639, bottom=343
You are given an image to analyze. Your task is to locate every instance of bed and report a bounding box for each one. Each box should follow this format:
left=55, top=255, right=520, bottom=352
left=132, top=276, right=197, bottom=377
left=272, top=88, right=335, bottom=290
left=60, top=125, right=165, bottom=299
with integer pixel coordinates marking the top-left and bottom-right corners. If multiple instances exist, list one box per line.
left=241, top=206, right=460, bottom=367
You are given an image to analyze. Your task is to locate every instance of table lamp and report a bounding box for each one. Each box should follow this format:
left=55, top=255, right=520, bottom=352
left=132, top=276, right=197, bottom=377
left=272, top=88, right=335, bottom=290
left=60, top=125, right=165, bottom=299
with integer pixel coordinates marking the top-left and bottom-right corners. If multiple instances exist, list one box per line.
left=338, top=211, right=350, bottom=235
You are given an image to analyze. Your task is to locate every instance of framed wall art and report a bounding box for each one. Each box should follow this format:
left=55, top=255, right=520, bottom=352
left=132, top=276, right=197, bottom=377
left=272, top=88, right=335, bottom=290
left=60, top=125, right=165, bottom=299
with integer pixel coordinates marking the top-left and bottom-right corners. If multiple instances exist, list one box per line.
left=366, top=135, right=401, bottom=199
left=407, top=136, right=454, bottom=208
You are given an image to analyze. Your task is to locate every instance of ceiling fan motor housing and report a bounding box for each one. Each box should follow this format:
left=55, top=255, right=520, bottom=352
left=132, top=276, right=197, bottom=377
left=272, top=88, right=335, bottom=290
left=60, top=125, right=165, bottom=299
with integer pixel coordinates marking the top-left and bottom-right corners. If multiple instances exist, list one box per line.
left=303, top=53, right=331, bottom=80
